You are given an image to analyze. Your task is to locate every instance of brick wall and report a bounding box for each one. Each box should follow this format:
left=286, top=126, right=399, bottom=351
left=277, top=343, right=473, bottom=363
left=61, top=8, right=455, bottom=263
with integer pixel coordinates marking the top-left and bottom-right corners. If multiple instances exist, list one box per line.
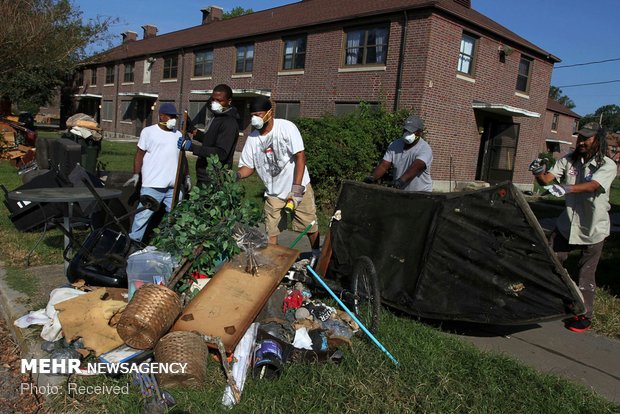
left=78, top=7, right=555, bottom=189
left=543, top=110, right=578, bottom=155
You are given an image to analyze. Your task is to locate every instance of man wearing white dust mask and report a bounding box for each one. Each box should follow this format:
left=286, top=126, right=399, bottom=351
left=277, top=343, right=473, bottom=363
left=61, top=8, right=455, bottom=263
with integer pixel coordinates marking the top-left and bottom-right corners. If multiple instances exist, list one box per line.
left=364, top=115, right=433, bottom=192
left=236, top=96, right=321, bottom=265
left=125, top=102, right=187, bottom=242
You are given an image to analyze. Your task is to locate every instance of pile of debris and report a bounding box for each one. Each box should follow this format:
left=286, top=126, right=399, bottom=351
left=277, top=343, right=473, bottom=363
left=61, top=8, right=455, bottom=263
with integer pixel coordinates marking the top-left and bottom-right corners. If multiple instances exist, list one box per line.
left=14, top=237, right=362, bottom=411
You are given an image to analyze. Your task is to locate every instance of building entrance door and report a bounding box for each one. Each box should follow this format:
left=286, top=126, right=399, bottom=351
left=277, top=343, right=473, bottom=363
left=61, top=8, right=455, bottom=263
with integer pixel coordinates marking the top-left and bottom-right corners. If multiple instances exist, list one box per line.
left=477, top=121, right=520, bottom=184
left=135, top=99, right=154, bottom=136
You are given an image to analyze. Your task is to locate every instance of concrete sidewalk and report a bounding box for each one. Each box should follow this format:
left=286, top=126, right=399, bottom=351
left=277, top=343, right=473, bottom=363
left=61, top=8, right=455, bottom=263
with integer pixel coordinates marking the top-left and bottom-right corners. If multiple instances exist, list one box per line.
left=1, top=229, right=619, bottom=404
left=438, top=320, right=620, bottom=403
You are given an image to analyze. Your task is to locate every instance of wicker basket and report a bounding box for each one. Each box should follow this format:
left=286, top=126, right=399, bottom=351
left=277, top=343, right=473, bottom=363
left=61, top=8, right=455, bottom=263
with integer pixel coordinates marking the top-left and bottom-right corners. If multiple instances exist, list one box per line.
left=116, top=284, right=181, bottom=349
left=154, top=331, right=209, bottom=387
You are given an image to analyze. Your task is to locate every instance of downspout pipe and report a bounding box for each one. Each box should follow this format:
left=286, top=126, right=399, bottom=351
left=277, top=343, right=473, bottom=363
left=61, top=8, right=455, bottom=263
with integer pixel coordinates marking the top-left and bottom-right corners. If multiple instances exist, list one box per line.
left=394, top=10, right=408, bottom=112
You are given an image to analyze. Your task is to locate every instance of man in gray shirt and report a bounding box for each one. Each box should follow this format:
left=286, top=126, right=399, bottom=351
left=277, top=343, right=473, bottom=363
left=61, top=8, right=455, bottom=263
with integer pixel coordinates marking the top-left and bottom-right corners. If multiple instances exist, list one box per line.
left=364, top=115, right=433, bottom=192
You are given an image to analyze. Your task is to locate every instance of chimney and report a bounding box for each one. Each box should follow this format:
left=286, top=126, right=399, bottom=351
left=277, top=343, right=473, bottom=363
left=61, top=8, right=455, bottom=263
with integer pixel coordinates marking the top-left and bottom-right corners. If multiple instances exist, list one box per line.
left=201, top=6, right=224, bottom=24
left=142, top=24, right=158, bottom=39
left=453, top=0, right=471, bottom=7
left=122, top=31, right=137, bottom=43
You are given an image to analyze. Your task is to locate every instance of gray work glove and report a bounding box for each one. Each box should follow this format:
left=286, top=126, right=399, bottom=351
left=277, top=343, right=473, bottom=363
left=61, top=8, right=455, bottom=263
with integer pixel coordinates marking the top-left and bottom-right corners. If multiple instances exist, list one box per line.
left=287, top=184, right=305, bottom=210
left=124, top=174, right=139, bottom=187
left=528, top=158, right=546, bottom=175
left=392, top=178, right=406, bottom=189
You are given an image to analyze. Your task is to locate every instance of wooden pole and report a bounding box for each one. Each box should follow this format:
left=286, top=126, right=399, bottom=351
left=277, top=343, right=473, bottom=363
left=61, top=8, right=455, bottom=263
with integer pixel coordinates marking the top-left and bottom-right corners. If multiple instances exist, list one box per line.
left=171, top=110, right=188, bottom=208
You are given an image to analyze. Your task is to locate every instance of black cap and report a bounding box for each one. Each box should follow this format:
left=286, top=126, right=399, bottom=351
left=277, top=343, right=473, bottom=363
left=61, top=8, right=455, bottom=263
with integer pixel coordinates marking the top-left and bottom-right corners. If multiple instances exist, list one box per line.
left=250, top=96, right=272, bottom=113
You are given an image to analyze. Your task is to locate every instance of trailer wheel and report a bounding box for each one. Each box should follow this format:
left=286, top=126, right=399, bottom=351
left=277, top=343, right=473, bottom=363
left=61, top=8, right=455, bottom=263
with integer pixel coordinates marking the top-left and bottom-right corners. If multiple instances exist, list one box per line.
left=350, top=256, right=381, bottom=334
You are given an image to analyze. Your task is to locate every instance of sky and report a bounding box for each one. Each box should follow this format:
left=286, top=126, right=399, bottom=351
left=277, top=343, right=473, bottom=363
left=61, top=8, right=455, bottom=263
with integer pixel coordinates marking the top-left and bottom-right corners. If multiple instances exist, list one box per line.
left=76, top=0, right=620, bottom=116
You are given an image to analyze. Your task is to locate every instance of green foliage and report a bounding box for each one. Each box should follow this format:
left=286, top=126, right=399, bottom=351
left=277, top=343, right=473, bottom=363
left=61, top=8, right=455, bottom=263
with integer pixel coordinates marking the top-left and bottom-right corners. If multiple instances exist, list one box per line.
left=151, top=156, right=262, bottom=275
left=581, top=104, right=620, bottom=134
left=297, top=103, right=412, bottom=208
left=0, top=0, right=116, bottom=108
left=538, top=151, right=556, bottom=170
left=223, top=6, right=253, bottom=19
left=548, top=86, right=576, bottom=109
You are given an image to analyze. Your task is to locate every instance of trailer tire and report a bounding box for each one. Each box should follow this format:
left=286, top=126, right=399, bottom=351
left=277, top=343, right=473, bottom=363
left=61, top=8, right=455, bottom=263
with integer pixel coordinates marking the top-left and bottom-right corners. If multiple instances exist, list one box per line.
left=350, top=255, right=381, bottom=334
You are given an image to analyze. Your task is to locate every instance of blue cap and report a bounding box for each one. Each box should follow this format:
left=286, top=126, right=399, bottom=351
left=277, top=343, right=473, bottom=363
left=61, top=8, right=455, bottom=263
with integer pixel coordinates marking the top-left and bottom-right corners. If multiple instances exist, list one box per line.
left=158, top=102, right=179, bottom=115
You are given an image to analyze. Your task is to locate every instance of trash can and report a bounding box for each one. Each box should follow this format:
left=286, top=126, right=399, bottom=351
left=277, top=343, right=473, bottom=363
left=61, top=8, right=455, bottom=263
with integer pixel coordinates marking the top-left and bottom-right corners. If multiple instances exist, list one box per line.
left=62, top=132, right=101, bottom=174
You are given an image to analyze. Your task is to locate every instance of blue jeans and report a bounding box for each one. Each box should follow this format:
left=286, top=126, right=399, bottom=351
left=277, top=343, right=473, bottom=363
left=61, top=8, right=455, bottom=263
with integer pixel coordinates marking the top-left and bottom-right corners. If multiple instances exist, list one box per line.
left=129, top=187, right=175, bottom=242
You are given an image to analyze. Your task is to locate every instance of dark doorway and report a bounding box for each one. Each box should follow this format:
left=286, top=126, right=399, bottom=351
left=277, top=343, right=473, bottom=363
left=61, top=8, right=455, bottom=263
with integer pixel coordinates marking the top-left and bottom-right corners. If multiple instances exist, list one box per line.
left=76, top=98, right=101, bottom=122
left=477, top=121, right=520, bottom=184
left=135, top=99, right=154, bottom=136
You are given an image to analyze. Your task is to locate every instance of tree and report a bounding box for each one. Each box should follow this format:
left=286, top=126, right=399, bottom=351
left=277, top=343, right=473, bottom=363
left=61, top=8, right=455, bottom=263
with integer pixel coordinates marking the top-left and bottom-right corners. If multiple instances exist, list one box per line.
left=548, top=86, right=576, bottom=109
left=580, top=104, right=620, bottom=133
left=223, top=7, right=253, bottom=19
left=0, top=0, right=115, bottom=112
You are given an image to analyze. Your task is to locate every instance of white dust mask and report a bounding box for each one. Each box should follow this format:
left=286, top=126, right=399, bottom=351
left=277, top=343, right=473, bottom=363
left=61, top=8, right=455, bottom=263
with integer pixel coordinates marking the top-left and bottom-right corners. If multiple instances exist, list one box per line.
left=211, top=101, right=223, bottom=113
left=251, top=115, right=265, bottom=130
left=166, top=118, right=177, bottom=130
left=403, top=132, right=416, bottom=144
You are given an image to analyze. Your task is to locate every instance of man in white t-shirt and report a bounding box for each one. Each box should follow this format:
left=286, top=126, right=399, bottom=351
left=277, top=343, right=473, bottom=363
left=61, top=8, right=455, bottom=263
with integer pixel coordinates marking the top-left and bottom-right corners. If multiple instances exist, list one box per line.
left=237, top=97, right=320, bottom=260
left=124, top=102, right=185, bottom=242
left=364, top=115, right=433, bottom=192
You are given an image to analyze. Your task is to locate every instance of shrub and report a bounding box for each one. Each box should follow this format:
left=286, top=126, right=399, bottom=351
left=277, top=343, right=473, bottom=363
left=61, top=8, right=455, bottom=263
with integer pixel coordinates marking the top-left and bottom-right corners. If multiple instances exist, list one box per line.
left=297, top=103, right=413, bottom=209
left=151, top=155, right=263, bottom=275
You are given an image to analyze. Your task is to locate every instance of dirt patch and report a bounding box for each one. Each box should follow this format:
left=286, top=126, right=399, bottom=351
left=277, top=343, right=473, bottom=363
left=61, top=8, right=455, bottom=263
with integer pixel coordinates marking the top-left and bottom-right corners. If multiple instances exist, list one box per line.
left=0, top=316, right=49, bottom=414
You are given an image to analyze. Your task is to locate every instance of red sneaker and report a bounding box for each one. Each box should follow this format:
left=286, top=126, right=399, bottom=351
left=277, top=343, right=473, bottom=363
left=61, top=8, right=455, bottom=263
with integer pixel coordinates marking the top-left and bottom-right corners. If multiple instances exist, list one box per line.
left=564, top=315, right=591, bottom=333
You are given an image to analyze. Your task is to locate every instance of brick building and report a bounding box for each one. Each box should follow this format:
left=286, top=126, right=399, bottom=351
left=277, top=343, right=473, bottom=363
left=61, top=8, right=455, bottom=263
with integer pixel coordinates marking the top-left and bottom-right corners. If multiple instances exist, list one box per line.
left=69, top=0, right=561, bottom=191
left=543, top=98, right=580, bottom=156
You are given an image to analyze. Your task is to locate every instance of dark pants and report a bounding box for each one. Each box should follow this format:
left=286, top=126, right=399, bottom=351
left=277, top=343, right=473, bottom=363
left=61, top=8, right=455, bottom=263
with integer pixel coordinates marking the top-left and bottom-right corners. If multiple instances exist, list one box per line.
left=550, top=231, right=605, bottom=318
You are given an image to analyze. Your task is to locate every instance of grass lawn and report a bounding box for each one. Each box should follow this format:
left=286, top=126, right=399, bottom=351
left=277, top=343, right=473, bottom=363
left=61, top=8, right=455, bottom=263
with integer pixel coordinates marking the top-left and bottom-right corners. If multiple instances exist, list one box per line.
left=1, top=138, right=619, bottom=413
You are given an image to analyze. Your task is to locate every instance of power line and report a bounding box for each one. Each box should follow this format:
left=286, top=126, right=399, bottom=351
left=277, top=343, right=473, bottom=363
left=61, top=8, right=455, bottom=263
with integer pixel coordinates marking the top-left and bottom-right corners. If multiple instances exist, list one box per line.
left=555, top=57, right=620, bottom=68
left=556, top=79, right=620, bottom=88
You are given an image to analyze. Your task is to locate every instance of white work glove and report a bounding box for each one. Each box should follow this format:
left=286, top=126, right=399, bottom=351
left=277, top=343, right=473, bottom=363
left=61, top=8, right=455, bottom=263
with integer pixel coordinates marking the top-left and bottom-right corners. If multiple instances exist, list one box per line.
left=184, top=175, right=192, bottom=193
left=544, top=184, right=569, bottom=197
left=124, top=174, right=139, bottom=187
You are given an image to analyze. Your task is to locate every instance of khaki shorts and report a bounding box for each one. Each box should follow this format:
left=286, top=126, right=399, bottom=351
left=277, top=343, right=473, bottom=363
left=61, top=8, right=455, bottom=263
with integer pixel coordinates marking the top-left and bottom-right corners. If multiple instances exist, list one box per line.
left=264, top=183, right=319, bottom=237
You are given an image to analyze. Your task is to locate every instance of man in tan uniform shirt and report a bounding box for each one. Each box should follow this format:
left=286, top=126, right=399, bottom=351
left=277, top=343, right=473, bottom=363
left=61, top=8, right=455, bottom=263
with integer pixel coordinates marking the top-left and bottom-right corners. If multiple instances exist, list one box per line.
left=530, top=122, right=616, bottom=332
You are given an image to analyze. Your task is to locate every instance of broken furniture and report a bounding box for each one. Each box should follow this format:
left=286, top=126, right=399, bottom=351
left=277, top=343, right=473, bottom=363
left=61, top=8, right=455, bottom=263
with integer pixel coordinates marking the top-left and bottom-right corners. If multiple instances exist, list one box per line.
left=7, top=186, right=122, bottom=273
left=172, top=244, right=299, bottom=352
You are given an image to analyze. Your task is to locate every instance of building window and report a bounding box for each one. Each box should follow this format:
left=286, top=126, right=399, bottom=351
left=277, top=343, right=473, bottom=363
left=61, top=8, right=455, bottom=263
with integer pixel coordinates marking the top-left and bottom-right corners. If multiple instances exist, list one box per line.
left=194, top=50, right=213, bottom=77
left=457, top=33, right=477, bottom=75
left=105, top=66, right=115, bottom=84
left=123, top=62, right=135, bottom=83
left=282, top=37, right=306, bottom=70
left=275, top=102, right=300, bottom=120
left=91, top=68, right=97, bottom=85
left=573, top=119, right=579, bottom=135
left=236, top=44, right=254, bottom=73
left=335, top=102, right=380, bottom=116
left=76, top=70, right=84, bottom=87
left=551, top=113, right=559, bottom=131
left=102, top=100, right=114, bottom=121
left=516, top=56, right=532, bottom=93
left=163, top=54, right=178, bottom=79
left=189, top=101, right=208, bottom=128
left=344, top=26, right=388, bottom=66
